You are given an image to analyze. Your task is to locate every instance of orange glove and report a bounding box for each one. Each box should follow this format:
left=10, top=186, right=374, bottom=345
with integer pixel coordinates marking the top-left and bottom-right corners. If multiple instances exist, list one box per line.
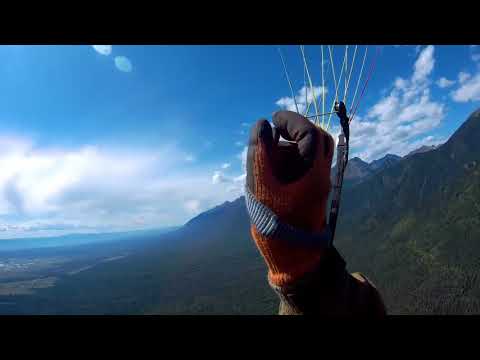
left=245, top=111, right=335, bottom=287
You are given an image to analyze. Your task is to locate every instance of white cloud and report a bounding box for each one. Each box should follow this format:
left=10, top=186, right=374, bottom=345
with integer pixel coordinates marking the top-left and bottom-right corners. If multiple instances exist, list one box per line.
left=114, top=56, right=133, bottom=73
left=404, top=134, right=447, bottom=153
left=436, top=77, right=455, bottom=89
left=274, top=46, right=445, bottom=162
left=458, top=72, right=471, bottom=84
left=394, top=77, right=408, bottom=90
left=211, top=164, right=246, bottom=196
left=235, top=141, right=244, bottom=147
left=92, top=45, right=112, bottom=56
left=184, top=199, right=201, bottom=214
left=238, top=146, right=248, bottom=172
left=234, top=174, right=246, bottom=183
left=210, top=147, right=248, bottom=196
left=212, top=171, right=227, bottom=184
left=412, top=45, right=434, bottom=83
left=241, top=122, right=250, bottom=127
left=276, top=96, right=299, bottom=112
left=0, top=137, right=243, bottom=239
left=451, top=73, right=480, bottom=102
left=342, top=45, right=446, bottom=161
left=221, top=163, right=231, bottom=169
left=276, top=85, right=328, bottom=115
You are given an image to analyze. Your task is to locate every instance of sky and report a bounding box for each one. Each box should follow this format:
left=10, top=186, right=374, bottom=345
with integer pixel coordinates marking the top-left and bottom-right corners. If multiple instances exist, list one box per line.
left=0, top=44, right=479, bottom=239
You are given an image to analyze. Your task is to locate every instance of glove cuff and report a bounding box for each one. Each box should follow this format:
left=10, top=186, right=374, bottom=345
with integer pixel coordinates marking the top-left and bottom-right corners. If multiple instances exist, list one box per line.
left=245, top=186, right=332, bottom=247
left=246, top=186, right=332, bottom=287
left=268, top=247, right=348, bottom=315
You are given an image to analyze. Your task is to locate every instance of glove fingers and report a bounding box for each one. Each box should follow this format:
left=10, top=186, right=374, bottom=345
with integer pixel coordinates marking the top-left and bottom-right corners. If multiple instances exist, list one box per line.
left=246, top=113, right=334, bottom=192
left=247, top=118, right=315, bottom=189
left=272, top=111, right=318, bottom=167
left=272, top=111, right=334, bottom=182
left=246, top=119, right=275, bottom=193
left=275, top=142, right=310, bottom=183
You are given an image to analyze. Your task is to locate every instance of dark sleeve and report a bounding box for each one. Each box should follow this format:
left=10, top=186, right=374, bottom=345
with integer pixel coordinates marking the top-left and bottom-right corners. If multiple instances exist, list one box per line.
left=269, top=248, right=387, bottom=317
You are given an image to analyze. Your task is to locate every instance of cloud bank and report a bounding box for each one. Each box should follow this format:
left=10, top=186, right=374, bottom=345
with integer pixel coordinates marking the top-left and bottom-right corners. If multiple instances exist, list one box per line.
left=0, top=137, right=240, bottom=239
left=451, top=73, right=480, bottom=102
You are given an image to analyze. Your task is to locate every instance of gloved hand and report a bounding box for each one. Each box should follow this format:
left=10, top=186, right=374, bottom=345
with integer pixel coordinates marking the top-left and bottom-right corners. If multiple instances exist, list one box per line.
left=245, top=110, right=387, bottom=316
left=245, top=110, right=335, bottom=288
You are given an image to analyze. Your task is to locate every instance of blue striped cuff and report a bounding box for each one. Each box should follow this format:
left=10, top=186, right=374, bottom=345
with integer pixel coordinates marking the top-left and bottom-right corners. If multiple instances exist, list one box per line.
left=245, top=186, right=332, bottom=248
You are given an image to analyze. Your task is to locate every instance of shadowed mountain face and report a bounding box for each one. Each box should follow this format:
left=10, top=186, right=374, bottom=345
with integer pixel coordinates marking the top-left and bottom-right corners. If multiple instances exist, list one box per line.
left=405, top=145, right=438, bottom=158
left=333, top=146, right=440, bottom=187
left=331, top=157, right=373, bottom=187
left=3, top=109, right=478, bottom=315
left=332, top=154, right=402, bottom=187
left=336, top=108, right=480, bottom=314
left=166, top=108, right=480, bottom=314
left=140, top=107, right=479, bottom=315
left=370, top=154, right=402, bottom=172
left=344, top=157, right=374, bottom=182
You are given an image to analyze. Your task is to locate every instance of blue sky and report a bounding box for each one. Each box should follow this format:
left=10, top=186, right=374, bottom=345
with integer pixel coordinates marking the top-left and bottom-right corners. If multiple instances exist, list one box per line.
left=0, top=45, right=479, bottom=239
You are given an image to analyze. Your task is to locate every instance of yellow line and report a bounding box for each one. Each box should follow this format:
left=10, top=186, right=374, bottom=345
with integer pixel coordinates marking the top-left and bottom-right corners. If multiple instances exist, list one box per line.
left=326, top=46, right=348, bottom=131
left=277, top=47, right=299, bottom=114
left=344, top=45, right=358, bottom=104
left=300, top=46, right=320, bottom=125
left=350, top=46, right=368, bottom=116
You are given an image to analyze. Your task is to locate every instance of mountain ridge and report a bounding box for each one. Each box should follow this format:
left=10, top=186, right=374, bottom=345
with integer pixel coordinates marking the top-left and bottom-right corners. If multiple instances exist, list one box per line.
left=142, top=107, right=479, bottom=314
left=173, top=108, right=480, bottom=314
left=5, top=108, right=477, bottom=315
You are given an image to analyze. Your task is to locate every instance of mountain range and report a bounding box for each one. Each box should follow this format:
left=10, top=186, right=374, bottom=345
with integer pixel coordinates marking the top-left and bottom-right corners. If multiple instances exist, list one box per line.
left=335, top=109, right=480, bottom=314
left=2, top=109, right=478, bottom=315
left=332, top=148, right=436, bottom=187
left=153, top=108, right=480, bottom=314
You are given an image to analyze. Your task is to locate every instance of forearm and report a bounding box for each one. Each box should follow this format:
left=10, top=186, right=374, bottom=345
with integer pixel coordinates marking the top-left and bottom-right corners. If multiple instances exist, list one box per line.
left=269, top=248, right=387, bottom=317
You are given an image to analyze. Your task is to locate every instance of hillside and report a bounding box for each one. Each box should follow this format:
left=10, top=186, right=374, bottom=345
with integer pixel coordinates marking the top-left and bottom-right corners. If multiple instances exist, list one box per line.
left=332, top=154, right=402, bottom=188
left=332, top=157, right=372, bottom=186
left=370, top=154, right=402, bottom=172
left=2, top=109, right=478, bottom=315
left=0, top=197, right=277, bottom=315
left=335, top=108, right=480, bottom=314
left=405, top=145, right=438, bottom=158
